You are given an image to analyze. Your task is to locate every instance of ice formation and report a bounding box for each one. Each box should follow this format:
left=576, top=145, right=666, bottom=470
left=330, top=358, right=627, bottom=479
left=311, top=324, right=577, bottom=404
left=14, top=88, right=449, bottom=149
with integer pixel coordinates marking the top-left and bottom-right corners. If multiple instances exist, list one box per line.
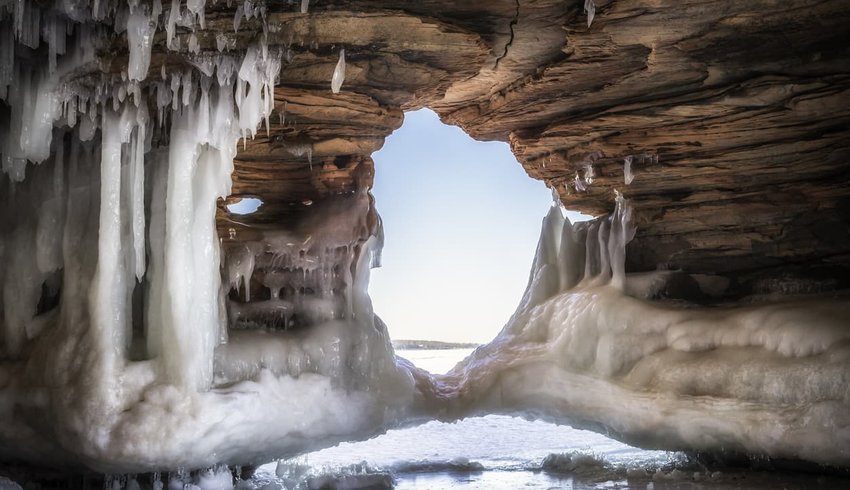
left=584, top=0, right=596, bottom=28
left=0, top=0, right=413, bottom=472
left=420, top=197, right=850, bottom=467
left=331, top=49, right=346, bottom=94
left=0, top=0, right=848, bottom=477
left=623, top=155, right=634, bottom=184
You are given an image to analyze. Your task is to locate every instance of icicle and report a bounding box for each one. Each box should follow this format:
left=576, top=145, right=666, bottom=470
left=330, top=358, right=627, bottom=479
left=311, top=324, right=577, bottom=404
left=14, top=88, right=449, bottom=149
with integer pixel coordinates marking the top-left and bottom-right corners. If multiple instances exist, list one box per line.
left=331, top=48, right=346, bottom=94
left=584, top=0, right=596, bottom=28
left=300, top=0, right=310, bottom=14
left=608, top=191, right=635, bottom=290
left=181, top=69, right=193, bottom=106
left=216, top=32, right=228, bottom=51
left=187, top=0, right=206, bottom=29
left=624, top=155, right=634, bottom=185
left=233, top=4, right=244, bottom=32
left=197, top=76, right=212, bottom=143
left=46, top=17, right=59, bottom=74
left=574, top=172, right=586, bottom=192
left=188, top=33, right=200, bottom=55
left=127, top=7, right=154, bottom=81
left=170, top=71, right=181, bottom=110
left=584, top=164, right=594, bottom=185
left=166, top=0, right=180, bottom=49
left=92, top=108, right=131, bottom=361
left=131, top=105, right=149, bottom=280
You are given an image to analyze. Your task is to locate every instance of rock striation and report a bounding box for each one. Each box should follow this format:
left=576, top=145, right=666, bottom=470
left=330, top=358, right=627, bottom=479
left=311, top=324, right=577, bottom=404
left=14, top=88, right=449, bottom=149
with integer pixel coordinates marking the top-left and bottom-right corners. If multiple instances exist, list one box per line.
left=186, top=0, right=850, bottom=299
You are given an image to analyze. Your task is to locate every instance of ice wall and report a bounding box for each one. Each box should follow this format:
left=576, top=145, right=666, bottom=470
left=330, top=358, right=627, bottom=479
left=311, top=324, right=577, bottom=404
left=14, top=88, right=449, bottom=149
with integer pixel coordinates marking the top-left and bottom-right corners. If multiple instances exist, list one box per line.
left=0, top=0, right=416, bottom=472
left=421, top=197, right=850, bottom=467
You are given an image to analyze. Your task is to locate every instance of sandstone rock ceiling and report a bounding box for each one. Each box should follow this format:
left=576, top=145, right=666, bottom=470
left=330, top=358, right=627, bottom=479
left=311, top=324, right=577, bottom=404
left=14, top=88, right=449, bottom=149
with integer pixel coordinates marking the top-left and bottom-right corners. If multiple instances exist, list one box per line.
left=115, top=0, right=850, bottom=298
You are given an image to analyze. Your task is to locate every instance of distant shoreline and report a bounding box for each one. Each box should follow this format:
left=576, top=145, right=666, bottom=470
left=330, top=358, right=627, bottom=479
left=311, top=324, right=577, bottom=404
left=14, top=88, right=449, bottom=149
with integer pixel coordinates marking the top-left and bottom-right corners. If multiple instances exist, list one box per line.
left=392, top=339, right=480, bottom=350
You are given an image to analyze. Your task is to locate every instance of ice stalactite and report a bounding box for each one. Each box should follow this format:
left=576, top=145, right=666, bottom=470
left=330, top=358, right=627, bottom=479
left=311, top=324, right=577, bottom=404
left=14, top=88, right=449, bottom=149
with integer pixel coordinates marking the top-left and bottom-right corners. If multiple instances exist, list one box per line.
left=584, top=0, right=596, bottom=28
left=301, top=0, right=310, bottom=15
left=574, top=171, right=587, bottom=192
left=126, top=6, right=154, bottom=82
left=130, top=104, right=148, bottom=280
left=623, top=155, right=634, bottom=184
left=331, top=49, right=346, bottom=94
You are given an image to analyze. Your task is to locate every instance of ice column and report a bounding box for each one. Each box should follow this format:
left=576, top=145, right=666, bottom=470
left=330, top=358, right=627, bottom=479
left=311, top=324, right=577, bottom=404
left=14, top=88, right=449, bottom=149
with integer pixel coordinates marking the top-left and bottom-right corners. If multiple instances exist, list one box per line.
left=526, top=194, right=636, bottom=303
left=127, top=7, right=155, bottom=82
left=90, top=108, right=133, bottom=372
left=623, top=156, right=634, bottom=185
left=160, top=92, right=235, bottom=390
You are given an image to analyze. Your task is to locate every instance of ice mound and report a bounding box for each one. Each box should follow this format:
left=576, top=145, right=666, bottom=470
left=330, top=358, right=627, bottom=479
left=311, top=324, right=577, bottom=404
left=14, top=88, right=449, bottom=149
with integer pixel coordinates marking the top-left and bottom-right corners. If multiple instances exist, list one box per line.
left=390, top=457, right=485, bottom=474
left=0, top=477, right=22, bottom=490
left=420, top=198, right=850, bottom=467
left=541, top=451, right=608, bottom=475
left=271, top=461, right=392, bottom=490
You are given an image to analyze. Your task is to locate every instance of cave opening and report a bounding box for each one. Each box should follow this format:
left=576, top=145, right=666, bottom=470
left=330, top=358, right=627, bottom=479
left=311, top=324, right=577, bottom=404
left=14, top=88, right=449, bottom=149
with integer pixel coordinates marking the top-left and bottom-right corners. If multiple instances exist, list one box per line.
left=370, top=108, right=591, bottom=349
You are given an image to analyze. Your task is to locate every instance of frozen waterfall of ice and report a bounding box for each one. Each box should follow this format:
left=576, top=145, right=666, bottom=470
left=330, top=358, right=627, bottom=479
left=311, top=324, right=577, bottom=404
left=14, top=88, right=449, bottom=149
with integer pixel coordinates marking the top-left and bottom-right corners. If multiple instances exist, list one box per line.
left=0, top=0, right=413, bottom=471
left=0, top=0, right=848, bottom=476
left=415, top=198, right=850, bottom=467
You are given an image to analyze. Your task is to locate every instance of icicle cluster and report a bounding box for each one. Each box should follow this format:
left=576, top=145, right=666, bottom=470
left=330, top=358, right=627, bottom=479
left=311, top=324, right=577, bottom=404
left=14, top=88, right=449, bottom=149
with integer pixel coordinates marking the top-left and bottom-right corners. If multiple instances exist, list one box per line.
left=528, top=192, right=636, bottom=305
left=0, top=0, right=281, bottom=389
left=214, top=189, right=392, bottom=386
left=0, top=1, right=420, bottom=471
left=223, top=189, right=375, bottom=331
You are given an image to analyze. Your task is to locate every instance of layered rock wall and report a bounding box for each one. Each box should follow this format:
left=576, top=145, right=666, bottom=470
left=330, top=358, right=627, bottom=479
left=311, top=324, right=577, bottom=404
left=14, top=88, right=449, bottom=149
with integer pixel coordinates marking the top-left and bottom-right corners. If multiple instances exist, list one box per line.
left=193, top=0, right=850, bottom=299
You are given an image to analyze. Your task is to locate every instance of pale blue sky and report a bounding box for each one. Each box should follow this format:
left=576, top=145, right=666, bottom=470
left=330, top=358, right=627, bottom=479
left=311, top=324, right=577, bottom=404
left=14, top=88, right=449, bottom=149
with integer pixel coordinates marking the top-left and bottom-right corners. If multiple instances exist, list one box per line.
left=369, top=109, right=588, bottom=343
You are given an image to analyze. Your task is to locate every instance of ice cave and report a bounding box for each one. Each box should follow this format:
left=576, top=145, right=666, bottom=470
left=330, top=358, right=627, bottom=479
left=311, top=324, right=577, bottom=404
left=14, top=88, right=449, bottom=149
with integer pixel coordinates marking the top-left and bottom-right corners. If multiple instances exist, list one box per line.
left=0, top=0, right=849, bottom=488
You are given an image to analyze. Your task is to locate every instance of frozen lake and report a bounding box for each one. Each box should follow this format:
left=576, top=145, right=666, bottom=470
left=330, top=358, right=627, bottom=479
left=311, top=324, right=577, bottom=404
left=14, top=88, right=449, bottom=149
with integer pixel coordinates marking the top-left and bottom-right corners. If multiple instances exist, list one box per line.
left=251, top=349, right=849, bottom=490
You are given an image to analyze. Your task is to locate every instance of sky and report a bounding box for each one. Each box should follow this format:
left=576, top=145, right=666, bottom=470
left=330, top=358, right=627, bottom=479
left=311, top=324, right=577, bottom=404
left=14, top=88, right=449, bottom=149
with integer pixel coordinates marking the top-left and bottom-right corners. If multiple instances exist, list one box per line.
left=368, top=109, right=588, bottom=343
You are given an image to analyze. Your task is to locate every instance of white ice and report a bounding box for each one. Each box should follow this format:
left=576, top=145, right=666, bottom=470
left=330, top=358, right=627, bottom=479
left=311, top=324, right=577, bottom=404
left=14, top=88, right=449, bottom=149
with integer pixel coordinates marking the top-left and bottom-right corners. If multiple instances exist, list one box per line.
left=585, top=0, right=596, bottom=28
left=331, top=49, right=346, bottom=94
left=416, top=200, right=850, bottom=467
left=127, top=7, right=154, bottom=82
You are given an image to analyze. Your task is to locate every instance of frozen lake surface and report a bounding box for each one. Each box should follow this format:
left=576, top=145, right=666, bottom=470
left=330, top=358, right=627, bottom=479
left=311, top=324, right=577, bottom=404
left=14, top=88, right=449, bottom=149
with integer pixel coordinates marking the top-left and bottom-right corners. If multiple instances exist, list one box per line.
left=251, top=349, right=849, bottom=490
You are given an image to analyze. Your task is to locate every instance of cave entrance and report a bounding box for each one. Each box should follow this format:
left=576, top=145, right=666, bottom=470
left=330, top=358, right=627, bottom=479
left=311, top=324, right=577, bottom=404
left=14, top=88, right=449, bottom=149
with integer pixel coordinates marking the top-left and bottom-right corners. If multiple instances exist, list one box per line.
left=369, top=108, right=590, bottom=357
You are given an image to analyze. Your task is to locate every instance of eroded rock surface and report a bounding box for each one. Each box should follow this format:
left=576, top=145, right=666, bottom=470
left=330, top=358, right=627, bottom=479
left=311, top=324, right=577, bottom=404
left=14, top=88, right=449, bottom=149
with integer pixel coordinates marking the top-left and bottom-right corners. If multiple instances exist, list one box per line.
left=183, top=0, right=850, bottom=298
